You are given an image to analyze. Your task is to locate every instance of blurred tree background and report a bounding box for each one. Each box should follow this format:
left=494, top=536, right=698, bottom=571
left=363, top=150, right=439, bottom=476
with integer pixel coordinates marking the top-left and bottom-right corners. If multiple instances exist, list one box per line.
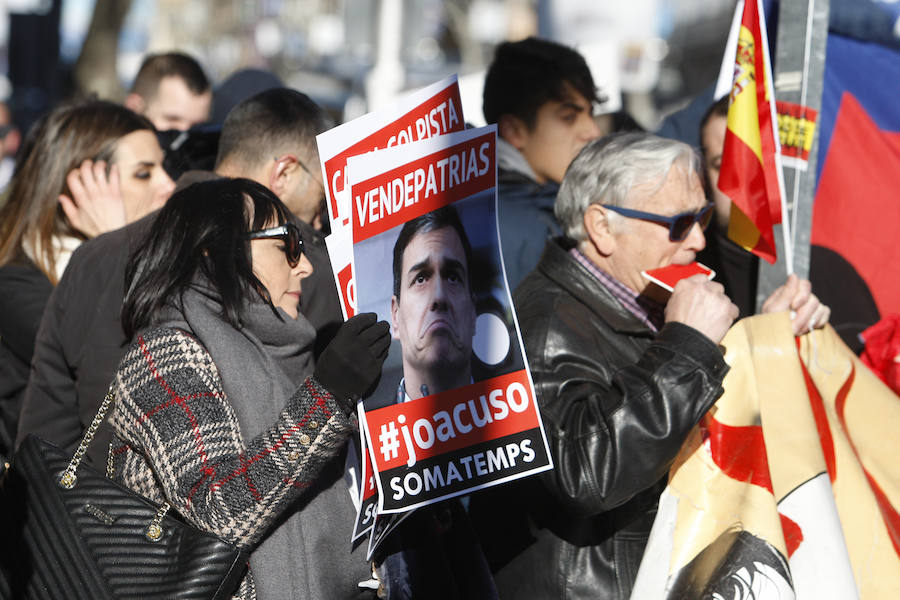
left=3, top=0, right=735, bottom=134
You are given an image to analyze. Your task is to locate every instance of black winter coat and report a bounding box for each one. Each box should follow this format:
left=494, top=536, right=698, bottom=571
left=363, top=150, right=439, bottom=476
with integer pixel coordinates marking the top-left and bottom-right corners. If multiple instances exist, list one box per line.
left=0, top=259, right=52, bottom=456
left=470, top=238, right=728, bottom=600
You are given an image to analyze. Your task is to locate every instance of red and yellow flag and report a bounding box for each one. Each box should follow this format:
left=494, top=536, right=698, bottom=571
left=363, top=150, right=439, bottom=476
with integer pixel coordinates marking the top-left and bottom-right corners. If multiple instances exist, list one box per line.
left=718, top=0, right=783, bottom=264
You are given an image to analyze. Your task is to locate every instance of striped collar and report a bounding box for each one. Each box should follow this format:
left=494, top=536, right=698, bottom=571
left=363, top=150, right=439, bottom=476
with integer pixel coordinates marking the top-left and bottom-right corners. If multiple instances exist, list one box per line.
left=569, top=248, right=665, bottom=332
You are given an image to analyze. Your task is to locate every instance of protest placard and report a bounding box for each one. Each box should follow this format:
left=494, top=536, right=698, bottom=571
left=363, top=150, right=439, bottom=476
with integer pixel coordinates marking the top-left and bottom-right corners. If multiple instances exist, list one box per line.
left=317, top=75, right=465, bottom=318
left=347, top=125, right=552, bottom=513
left=355, top=407, right=414, bottom=559
left=350, top=404, right=378, bottom=543
left=317, top=75, right=464, bottom=229
left=324, top=226, right=356, bottom=318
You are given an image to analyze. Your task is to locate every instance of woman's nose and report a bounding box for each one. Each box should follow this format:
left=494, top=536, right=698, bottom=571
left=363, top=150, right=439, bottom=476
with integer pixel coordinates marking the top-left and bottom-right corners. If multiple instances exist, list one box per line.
left=294, top=252, right=314, bottom=279
left=158, top=172, right=176, bottom=202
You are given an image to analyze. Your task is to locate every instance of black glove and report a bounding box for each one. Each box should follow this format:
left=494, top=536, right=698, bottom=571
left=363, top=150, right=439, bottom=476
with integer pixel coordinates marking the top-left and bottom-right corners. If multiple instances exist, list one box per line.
left=314, top=312, right=390, bottom=411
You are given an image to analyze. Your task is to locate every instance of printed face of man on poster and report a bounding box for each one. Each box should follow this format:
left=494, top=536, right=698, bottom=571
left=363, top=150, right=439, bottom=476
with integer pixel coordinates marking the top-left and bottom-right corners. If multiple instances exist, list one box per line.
left=391, top=205, right=477, bottom=401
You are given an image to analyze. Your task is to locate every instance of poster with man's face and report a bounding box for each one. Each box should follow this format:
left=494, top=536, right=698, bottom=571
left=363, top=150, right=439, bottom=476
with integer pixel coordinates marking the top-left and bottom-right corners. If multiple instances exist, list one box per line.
left=347, top=126, right=552, bottom=515
left=317, top=75, right=465, bottom=319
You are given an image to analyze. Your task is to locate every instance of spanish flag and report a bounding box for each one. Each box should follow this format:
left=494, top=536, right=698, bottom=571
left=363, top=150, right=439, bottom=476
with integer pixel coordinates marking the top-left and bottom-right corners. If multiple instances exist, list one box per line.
left=718, top=0, right=784, bottom=264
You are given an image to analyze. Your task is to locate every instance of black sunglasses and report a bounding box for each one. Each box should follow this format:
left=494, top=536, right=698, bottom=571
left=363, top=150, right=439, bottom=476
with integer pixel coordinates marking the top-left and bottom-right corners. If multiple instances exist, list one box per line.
left=603, top=202, right=714, bottom=242
left=247, top=222, right=305, bottom=267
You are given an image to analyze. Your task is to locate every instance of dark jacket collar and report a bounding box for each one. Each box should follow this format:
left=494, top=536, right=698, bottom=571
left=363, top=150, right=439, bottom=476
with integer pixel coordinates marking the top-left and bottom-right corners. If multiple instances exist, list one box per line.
left=533, top=238, right=655, bottom=336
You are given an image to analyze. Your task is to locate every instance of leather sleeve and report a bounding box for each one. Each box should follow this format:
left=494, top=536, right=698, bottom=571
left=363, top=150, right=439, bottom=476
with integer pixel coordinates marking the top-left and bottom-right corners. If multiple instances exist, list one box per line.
left=110, top=328, right=353, bottom=549
left=531, top=318, right=728, bottom=517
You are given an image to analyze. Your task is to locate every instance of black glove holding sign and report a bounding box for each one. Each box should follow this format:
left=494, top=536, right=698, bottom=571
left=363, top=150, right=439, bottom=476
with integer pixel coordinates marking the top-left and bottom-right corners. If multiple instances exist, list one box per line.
left=315, top=312, right=390, bottom=412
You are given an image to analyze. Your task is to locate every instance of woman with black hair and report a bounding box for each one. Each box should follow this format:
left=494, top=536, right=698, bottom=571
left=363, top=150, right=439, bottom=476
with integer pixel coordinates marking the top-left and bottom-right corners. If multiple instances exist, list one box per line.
left=110, top=177, right=390, bottom=599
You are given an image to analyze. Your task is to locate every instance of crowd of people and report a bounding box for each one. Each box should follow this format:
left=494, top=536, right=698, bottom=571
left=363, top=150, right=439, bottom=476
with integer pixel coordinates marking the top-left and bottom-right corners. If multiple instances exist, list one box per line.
left=0, top=38, right=846, bottom=600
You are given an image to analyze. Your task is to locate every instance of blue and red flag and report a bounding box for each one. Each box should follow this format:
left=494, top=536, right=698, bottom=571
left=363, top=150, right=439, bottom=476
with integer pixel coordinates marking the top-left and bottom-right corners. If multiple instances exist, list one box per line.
left=812, top=34, right=900, bottom=318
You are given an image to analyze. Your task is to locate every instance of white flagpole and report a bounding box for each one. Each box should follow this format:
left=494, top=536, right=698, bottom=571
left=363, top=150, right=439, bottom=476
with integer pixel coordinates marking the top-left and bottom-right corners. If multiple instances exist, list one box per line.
left=714, top=0, right=745, bottom=101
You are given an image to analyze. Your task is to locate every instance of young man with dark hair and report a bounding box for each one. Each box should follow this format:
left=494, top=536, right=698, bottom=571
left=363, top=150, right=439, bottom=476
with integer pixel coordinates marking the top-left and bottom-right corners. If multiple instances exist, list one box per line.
left=483, top=37, right=603, bottom=289
left=124, top=51, right=212, bottom=132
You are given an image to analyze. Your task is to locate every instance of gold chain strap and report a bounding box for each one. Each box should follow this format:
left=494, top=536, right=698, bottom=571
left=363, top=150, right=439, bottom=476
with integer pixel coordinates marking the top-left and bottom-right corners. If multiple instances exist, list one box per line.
left=57, top=381, right=171, bottom=542
left=59, top=386, right=116, bottom=489
left=107, top=441, right=115, bottom=479
left=145, top=502, right=171, bottom=542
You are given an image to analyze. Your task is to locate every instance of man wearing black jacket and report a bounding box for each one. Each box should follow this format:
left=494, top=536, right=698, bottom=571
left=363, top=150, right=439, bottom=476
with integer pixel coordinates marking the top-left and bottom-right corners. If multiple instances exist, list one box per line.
left=470, top=132, right=828, bottom=599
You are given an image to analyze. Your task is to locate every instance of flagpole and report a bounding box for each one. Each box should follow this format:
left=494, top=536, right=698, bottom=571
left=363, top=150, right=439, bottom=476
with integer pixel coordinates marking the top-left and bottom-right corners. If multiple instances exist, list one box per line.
left=714, top=0, right=745, bottom=100
left=757, top=0, right=794, bottom=276
left=792, top=0, right=817, bottom=244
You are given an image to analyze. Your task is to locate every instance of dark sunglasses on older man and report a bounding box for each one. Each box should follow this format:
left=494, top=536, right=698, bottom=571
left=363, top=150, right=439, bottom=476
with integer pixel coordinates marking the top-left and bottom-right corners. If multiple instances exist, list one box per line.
left=247, top=222, right=305, bottom=267
left=603, top=202, right=714, bottom=242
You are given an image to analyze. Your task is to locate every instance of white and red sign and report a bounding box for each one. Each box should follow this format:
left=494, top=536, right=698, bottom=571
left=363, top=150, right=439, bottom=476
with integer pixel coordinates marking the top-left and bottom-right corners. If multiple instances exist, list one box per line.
left=317, top=76, right=465, bottom=318
left=347, top=126, right=552, bottom=514
left=318, top=75, right=465, bottom=230
left=363, top=371, right=549, bottom=512
left=642, top=262, right=715, bottom=292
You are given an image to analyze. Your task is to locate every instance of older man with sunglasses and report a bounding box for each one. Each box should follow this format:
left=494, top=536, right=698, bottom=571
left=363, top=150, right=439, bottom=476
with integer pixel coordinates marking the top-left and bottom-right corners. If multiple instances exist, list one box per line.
left=470, top=132, right=828, bottom=600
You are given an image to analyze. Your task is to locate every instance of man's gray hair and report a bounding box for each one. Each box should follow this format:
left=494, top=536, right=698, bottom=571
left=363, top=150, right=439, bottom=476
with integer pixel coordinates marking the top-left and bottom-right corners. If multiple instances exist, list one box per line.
left=555, top=132, right=701, bottom=241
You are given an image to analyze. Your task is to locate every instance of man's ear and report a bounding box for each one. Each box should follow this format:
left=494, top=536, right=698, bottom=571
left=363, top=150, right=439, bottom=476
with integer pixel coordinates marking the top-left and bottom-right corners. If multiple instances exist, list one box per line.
left=497, top=114, right=529, bottom=150
left=268, top=154, right=299, bottom=199
left=583, top=204, right=617, bottom=256
left=390, top=295, right=401, bottom=340
left=123, top=93, right=145, bottom=115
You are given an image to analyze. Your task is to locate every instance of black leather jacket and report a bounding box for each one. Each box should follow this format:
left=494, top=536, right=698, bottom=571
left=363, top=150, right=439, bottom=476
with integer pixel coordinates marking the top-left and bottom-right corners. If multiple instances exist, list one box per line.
left=470, top=239, right=728, bottom=599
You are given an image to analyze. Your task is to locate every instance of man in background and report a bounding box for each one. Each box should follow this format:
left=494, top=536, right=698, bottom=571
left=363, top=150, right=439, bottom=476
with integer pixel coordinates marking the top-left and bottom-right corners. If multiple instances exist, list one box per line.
left=215, top=90, right=329, bottom=230
left=124, top=51, right=212, bottom=133
left=482, top=37, right=603, bottom=289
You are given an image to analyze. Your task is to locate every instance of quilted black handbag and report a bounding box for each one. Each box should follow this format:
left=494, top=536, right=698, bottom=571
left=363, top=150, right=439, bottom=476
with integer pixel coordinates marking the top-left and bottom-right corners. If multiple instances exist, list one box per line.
left=0, top=389, right=249, bottom=599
